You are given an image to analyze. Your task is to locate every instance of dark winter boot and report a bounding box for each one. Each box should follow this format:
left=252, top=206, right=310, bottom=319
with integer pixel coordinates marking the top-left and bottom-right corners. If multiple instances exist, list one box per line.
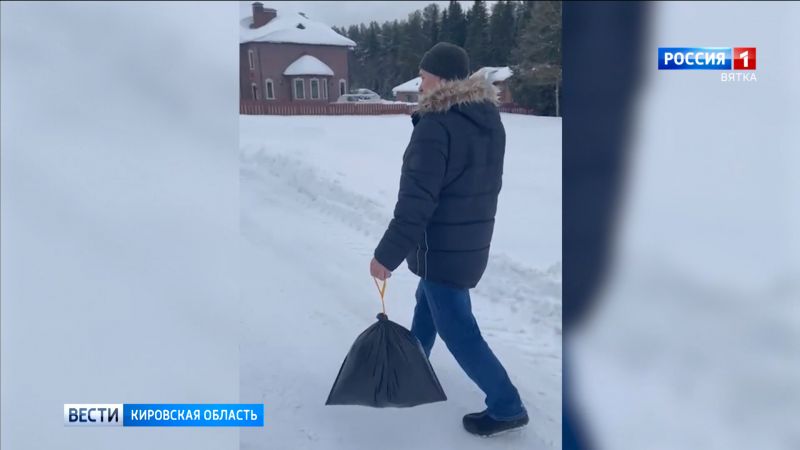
left=462, top=409, right=529, bottom=437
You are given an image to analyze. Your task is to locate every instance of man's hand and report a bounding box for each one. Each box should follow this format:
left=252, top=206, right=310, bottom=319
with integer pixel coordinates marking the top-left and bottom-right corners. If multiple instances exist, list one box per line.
left=370, top=257, right=392, bottom=281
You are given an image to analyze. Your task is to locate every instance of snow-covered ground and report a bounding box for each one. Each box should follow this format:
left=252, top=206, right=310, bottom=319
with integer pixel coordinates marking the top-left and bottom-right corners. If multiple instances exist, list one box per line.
left=238, top=113, right=562, bottom=450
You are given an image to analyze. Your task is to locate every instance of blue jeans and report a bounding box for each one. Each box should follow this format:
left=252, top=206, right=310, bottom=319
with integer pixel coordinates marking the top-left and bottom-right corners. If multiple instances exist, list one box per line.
left=411, top=279, right=526, bottom=420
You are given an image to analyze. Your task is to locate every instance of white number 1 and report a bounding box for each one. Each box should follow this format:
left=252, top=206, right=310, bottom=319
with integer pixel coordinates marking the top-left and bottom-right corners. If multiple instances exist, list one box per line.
left=741, top=51, right=749, bottom=68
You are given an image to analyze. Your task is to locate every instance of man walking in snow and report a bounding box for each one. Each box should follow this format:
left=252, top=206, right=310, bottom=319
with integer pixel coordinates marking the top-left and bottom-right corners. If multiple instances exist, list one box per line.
left=370, top=42, right=529, bottom=436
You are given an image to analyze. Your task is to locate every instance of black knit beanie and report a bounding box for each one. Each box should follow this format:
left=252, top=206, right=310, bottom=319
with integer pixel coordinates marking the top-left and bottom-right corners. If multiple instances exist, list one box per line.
left=419, top=42, right=470, bottom=81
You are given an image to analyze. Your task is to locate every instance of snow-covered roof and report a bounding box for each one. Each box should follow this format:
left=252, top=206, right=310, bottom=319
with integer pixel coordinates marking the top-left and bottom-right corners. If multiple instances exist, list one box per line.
left=474, top=66, right=514, bottom=82
left=240, top=11, right=355, bottom=47
left=392, top=68, right=511, bottom=95
left=392, top=77, right=421, bottom=94
left=283, top=55, right=334, bottom=76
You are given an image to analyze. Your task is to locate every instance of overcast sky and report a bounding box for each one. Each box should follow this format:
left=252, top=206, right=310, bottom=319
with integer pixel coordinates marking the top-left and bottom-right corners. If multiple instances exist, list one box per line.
left=240, top=1, right=497, bottom=29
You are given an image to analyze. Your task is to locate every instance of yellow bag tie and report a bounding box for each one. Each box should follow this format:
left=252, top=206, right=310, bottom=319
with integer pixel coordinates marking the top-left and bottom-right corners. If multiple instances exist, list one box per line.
left=372, top=277, right=387, bottom=315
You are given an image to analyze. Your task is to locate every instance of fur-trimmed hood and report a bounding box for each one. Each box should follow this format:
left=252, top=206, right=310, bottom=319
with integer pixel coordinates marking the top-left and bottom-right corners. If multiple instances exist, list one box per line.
left=416, top=75, right=500, bottom=115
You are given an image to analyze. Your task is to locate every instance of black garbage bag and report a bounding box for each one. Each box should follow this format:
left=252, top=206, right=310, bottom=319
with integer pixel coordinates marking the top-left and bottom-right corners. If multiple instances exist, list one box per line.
left=325, top=312, right=447, bottom=407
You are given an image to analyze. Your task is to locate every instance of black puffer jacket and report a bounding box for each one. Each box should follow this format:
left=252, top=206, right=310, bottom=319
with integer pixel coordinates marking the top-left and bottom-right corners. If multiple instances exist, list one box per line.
left=374, top=76, right=505, bottom=289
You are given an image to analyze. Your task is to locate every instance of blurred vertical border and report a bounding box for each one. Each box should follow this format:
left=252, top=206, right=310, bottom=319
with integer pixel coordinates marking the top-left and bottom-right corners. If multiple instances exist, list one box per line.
left=562, top=2, right=650, bottom=449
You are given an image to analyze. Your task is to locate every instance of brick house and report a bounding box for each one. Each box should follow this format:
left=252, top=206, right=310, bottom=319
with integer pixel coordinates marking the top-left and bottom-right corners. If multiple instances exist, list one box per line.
left=240, top=3, right=355, bottom=103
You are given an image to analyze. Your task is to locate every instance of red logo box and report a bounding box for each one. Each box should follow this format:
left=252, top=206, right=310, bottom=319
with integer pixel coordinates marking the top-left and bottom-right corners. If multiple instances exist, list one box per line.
left=733, top=47, right=756, bottom=70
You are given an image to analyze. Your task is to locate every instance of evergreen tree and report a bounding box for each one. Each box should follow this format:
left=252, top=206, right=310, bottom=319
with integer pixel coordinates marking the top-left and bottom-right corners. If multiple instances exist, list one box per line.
left=379, top=20, right=403, bottom=97
left=511, top=0, right=535, bottom=64
left=440, top=9, right=451, bottom=43
left=346, top=24, right=361, bottom=42
left=362, top=21, right=383, bottom=93
left=422, top=4, right=441, bottom=48
left=400, top=11, right=428, bottom=81
left=464, top=0, right=490, bottom=69
left=489, top=0, right=516, bottom=66
left=446, top=0, right=467, bottom=47
left=509, top=1, right=562, bottom=115
left=512, top=0, right=559, bottom=65
left=336, top=1, right=543, bottom=100
left=344, top=26, right=361, bottom=93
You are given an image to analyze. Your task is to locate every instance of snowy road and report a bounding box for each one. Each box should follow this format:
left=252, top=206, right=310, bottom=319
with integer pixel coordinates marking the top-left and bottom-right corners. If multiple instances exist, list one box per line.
left=238, top=114, right=561, bottom=450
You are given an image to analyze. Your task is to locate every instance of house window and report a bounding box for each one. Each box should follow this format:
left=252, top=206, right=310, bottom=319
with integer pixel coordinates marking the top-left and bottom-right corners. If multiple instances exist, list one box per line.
left=310, top=79, right=320, bottom=99
left=251, top=83, right=259, bottom=100
left=248, top=49, right=255, bottom=70
left=321, top=80, right=328, bottom=99
left=339, top=79, right=346, bottom=97
left=265, top=79, right=275, bottom=100
left=293, top=78, right=305, bottom=100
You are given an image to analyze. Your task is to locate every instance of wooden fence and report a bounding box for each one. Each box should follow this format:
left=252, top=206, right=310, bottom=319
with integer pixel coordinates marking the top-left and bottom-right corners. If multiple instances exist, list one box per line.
left=240, top=101, right=412, bottom=116
left=240, top=101, right=535, bottom=116
left=499, top=105, right=537, bottom=115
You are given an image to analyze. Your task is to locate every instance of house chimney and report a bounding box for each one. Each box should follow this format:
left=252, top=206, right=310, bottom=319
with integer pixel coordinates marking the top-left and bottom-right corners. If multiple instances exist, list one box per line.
left=251, top=2, right=276, bottom=28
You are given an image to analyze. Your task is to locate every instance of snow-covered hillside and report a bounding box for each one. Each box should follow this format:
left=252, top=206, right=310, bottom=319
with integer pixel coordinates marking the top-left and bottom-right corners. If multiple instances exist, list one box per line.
left=238, top=113, right=562, bottom=450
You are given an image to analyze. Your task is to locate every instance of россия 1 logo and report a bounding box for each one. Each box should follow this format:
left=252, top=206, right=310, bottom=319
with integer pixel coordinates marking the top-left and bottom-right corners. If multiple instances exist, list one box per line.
left=658, top=47, right=757, bottom=82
